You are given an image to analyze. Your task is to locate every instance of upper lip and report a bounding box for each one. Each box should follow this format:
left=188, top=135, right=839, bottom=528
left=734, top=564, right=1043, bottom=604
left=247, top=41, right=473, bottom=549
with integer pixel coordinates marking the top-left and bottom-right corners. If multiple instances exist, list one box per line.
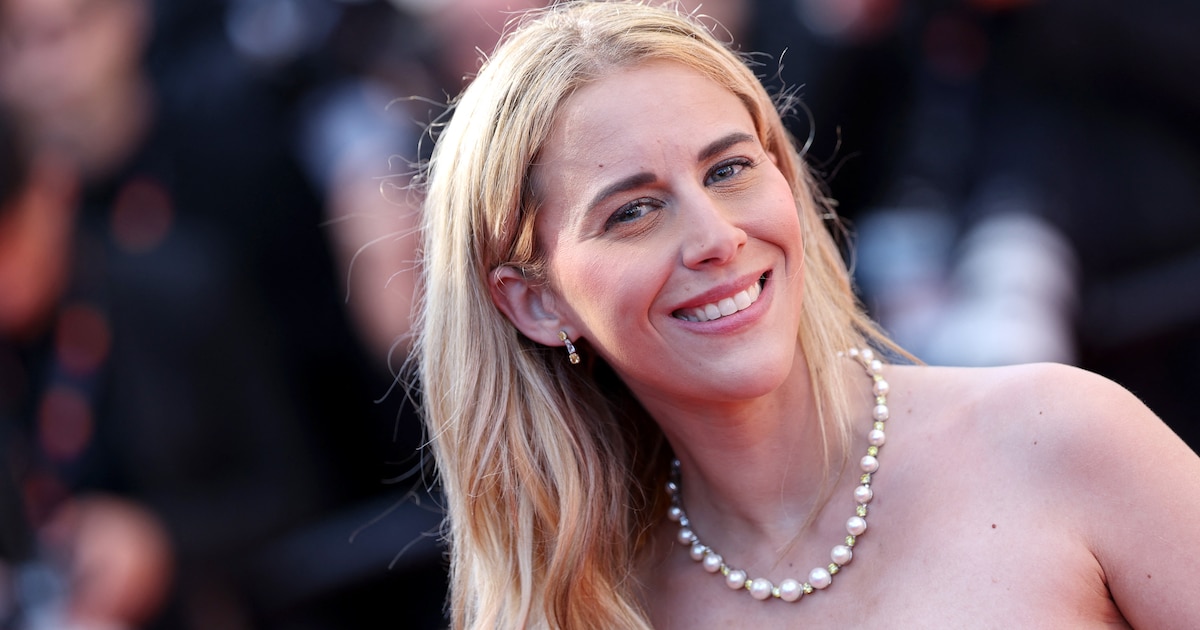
left=670, top=270, right=769, bottom=313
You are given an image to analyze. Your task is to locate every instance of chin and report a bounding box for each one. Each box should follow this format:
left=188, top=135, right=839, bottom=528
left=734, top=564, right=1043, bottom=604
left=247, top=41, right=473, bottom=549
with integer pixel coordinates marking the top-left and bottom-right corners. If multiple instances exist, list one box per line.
left=684, top=346, right=798, bottom=403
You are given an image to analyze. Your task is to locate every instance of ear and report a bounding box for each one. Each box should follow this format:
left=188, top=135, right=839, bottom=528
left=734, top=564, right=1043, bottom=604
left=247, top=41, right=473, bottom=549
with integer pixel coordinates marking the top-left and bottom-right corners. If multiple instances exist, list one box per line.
left=489, top=264, right=572, bottom=347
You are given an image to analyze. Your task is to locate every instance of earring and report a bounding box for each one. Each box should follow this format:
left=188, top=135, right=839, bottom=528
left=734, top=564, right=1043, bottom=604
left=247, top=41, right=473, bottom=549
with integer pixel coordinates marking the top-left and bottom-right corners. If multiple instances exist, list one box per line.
left=558, top=330, right=580, bottom=365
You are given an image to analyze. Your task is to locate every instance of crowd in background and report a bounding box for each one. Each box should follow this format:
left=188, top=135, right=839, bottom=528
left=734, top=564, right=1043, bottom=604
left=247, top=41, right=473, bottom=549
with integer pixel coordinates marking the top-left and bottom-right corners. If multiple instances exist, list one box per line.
left=747, top=0, right=1200, bottom=450
left=0, top=0, right=1196, bottom=628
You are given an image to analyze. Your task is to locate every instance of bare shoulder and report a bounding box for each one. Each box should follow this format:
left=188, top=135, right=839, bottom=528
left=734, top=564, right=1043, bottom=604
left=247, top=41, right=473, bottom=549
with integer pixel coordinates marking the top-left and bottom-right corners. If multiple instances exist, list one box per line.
left=892, top=361, right=1197, bottom=499
left=889, top=361, right=1200, bottom=628
left=889, top=361, right=1180, bottom=460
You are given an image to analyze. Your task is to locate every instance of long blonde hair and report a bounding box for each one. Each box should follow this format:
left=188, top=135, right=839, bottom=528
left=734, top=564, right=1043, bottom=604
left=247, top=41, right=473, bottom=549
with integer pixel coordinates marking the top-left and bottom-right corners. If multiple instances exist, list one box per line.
left=413, top=2, right=900, bottom=627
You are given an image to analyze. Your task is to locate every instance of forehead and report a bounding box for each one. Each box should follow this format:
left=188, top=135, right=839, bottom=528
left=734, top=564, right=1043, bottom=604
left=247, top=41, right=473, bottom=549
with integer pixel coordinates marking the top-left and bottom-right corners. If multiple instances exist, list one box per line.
left=545, top=61, right=749, bottom=158
left=534, top=61, right=756, bottom=201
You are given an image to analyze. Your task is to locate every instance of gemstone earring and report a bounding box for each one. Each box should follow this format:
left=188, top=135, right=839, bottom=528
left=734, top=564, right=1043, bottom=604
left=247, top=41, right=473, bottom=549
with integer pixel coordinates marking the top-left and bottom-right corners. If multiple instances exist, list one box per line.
left=558, top=331, right=580, bottom=365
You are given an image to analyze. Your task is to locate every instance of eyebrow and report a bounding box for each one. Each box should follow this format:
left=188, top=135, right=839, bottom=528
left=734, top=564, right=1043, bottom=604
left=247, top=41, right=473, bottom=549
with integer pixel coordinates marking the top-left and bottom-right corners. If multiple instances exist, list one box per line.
left=587, top=131, right=758, bottom=210
left=588, top=172, right=658, bottom=211
left=698, top=131, right=757, bottom=163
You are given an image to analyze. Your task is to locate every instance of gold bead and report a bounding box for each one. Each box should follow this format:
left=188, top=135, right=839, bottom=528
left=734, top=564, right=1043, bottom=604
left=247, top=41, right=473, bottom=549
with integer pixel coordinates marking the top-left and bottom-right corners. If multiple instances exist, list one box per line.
left=846, top=535, right=857, bottom=547
left=874, top=421, right=885, bottom=431
left=867, top=445, right=879, bottom=457
left=860, top=473, right=872, bottom=485
left=856, top=505, right=868, bottom=517
left=803, top=583, right=814, bottom=594
left=829, top=563, right=840, bottom=574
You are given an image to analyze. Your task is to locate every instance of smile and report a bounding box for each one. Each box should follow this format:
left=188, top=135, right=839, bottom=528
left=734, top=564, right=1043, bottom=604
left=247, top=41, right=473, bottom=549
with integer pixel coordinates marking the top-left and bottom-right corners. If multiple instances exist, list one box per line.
left=673, top=274, right=767, bottom=322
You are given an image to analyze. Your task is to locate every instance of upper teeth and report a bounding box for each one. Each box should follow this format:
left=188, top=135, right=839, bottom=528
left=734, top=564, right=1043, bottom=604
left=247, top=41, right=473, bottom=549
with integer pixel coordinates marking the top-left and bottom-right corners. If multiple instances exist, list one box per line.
left=675, top=280, right=762, bottom=322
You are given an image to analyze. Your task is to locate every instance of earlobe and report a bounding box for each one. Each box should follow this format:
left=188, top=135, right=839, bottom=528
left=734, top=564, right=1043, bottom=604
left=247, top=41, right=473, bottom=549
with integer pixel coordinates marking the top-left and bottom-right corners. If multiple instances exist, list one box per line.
left=489, top=264, right=569, bottom=347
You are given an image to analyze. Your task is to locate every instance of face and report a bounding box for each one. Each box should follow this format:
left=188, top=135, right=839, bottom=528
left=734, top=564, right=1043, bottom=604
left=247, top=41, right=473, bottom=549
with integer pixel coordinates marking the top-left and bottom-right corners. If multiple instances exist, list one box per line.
left=531, top=61, right=806, bottom=410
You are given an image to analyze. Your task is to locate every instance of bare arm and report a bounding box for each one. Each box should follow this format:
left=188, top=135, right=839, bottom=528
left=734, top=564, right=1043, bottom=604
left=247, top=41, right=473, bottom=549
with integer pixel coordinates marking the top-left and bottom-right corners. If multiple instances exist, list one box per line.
left=1054, top=366, right=1200, bottom=628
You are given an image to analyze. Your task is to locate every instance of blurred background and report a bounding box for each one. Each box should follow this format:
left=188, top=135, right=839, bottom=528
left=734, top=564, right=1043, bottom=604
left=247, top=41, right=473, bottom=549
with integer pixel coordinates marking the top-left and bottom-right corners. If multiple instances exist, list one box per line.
left=0, top=0, right=1196, bottom=628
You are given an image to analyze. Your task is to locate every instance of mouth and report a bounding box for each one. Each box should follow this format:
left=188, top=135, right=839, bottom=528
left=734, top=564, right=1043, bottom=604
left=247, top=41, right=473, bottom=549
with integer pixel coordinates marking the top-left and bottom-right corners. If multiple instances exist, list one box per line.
left=672, top=273, right=769, bottom=322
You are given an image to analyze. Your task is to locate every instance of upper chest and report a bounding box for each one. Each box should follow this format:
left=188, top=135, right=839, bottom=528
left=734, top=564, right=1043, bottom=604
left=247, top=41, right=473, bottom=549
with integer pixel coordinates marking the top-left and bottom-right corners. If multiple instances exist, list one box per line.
left=644, top=392, right=1122, bottom=628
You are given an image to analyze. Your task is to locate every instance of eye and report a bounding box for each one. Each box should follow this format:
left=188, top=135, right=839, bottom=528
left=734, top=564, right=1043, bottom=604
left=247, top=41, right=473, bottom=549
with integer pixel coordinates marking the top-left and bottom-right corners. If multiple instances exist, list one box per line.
left=706, top=158, right=752, bottom=185
left=605, top=197, right=661, bottom=229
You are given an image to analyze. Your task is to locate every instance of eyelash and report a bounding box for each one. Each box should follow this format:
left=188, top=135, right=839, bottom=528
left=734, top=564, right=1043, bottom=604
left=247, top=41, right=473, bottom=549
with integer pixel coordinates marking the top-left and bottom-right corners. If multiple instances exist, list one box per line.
left=604, top=157, right=755, bottom=230
left=605, top=198, right=662, bottom=228
left=706, top=157, right=753, bottom=185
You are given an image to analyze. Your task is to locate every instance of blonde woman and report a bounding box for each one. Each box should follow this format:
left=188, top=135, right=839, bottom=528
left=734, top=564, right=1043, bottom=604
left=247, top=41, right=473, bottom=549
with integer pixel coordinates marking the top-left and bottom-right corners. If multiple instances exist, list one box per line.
left=412, top=1, right=1200, bottom=627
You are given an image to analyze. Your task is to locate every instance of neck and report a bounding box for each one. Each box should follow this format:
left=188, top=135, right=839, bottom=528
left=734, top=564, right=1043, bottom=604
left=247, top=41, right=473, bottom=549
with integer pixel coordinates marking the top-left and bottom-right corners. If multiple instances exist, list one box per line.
left=650, top=348, right=889, bottom=605
left=645, top=345, right=848, bottom=545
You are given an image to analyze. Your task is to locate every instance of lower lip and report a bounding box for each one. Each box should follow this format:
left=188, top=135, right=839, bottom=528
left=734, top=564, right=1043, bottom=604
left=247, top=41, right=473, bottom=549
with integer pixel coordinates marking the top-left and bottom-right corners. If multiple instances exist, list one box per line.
left=673, top=279, right=770, bottom=334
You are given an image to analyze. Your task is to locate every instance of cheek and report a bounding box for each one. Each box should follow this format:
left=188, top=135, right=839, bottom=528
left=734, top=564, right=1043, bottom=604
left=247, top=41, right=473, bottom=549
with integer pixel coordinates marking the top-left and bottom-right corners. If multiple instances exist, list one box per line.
left=756, top=175, right=807, bottom=288
left=551, top=246, right=664, bottom=337
left=754, top=174, right=805, bottom=247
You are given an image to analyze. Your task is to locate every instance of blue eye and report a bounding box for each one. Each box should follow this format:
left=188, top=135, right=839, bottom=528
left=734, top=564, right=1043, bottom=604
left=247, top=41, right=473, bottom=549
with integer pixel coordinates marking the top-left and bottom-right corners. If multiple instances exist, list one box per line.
left=706, top=158, right=751, bottom=185
left=606, top=198, right=660, bottom=228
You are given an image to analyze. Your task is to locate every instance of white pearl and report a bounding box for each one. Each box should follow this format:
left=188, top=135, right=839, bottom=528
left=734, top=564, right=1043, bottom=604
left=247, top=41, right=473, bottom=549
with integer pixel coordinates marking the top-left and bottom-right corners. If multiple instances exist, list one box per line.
left=778, top=578, right=803, bottom=602
left=664, top=348, right=891, bottom=604
left=831, top=544, right=853, bottom=565
left=749, top=578, right=774, bottom=600
left=809, top=567, right=832, bottom=589
left=725, top=569, right=747, bottom=590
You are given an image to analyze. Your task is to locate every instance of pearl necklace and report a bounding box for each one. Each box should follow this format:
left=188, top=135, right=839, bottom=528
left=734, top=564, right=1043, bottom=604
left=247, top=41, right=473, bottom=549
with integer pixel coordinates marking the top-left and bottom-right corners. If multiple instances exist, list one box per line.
left=666, top=347, right=890, bottom=602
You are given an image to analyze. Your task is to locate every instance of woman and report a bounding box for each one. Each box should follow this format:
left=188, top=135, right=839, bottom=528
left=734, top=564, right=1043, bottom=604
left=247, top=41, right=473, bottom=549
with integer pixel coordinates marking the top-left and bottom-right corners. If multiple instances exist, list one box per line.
left=412, top=1, right=1200, bottom=627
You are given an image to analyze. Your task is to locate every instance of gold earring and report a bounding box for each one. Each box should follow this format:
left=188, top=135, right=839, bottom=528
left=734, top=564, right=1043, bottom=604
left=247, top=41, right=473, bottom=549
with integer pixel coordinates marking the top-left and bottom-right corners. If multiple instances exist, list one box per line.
left=558, top=331, right=580, bottom=365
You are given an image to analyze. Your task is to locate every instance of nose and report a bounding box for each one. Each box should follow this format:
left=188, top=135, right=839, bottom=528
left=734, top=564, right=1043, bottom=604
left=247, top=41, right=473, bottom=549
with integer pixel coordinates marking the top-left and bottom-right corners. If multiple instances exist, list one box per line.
left=680, top=194, right=747, bottom=269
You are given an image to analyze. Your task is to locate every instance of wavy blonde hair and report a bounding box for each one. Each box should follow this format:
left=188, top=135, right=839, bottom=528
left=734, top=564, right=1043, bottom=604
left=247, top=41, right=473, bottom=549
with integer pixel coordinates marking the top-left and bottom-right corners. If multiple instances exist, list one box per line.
left=413, top=1, right=902, bottom=627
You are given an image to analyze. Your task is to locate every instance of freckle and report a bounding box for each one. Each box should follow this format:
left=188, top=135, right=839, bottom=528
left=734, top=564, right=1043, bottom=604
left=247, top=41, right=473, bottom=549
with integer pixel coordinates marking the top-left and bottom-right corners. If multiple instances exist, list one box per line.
left=991, top=524, right=996, bottom=529
left=1033, top=441, right=1038, bottom=445
left=1147, top=574, right=1152, bottom=579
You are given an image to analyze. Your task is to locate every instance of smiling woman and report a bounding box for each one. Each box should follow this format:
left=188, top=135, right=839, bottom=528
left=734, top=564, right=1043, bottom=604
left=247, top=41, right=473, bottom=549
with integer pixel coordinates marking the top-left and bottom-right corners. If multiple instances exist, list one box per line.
left=410, top=2, right=1200, bottom=628
left=503, top=60, right=811, bottom=405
